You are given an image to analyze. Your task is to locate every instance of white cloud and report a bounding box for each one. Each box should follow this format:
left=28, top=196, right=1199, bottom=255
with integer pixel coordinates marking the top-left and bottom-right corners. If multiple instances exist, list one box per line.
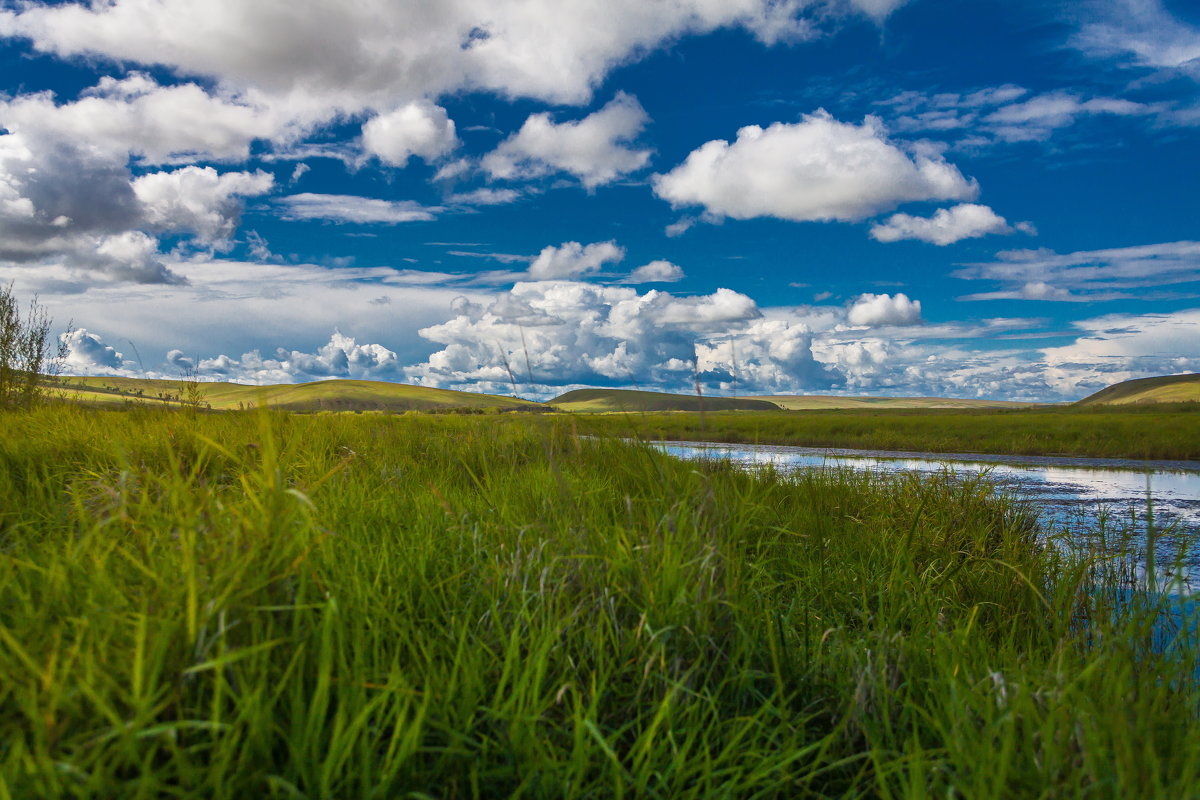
left=955, top=240, right=1200, bottom=301
left=362, top=101, right=459, bottom=167
left=983, top=91, right=1157, bottom=142
left=277, top=193, right=441, bottom=224
left=38, top=256, right=1194, bottom=403
left=869, top=203, right=1024, bottom=246
left=3, top=257, right=478, bottom=376
left=0, top=75, right=281, bottom=282
left=1040, top=309, right=1200, bottom=395
left=0, top=74, right=282, bottom=164
left=846, top=292, right=922, bottom=326
left=653, top=110, right=977, bottom=223
left=407, top=280, right=769, bottom=391
left=885, top=85, right=1164, bottom=145
left=133, top=166, right=274, bottom=246
left=482, top=93, right=651, bottom=188
left=1070, top=0, right=1200, bottom=72
left=527, top=240, right=625, bottom=280
left=665, top=216, right=696, bottom=237
left=446, top=187, right=522, bottom=206
left=0, top=0, right=883, bottom=114
left=624, top=260, right=685, bottom=283
left=0, top=132, right=138, bottom=265
left=192, top=330, right=402, bottom=383
left=848, top=0, right=908, bottom=22
left=60, top=327, right=130, bottom=373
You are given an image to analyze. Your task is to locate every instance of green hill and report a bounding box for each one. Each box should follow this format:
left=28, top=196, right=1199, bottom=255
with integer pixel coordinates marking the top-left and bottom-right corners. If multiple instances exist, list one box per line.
left=48, top=376, right=541, bottom=413
left=1075, top=373, right=1200, bottom=406
left=550, top=388, right=780, bottom=412
left=550, top=388, right=1038, bottom=412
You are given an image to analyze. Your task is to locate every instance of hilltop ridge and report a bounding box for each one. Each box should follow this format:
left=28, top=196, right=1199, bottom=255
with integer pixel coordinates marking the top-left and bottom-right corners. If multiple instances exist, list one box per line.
left=1075, top=373, right=1200, bottom=406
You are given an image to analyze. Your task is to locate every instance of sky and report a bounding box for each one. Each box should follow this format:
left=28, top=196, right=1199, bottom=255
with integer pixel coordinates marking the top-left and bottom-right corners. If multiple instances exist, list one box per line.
left=0, top=0, right=1197, bottom=401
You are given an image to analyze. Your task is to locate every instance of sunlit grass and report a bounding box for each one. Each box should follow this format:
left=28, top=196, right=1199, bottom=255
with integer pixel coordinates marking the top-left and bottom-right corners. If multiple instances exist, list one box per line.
left=0, top=405, right=1196, bottom=798
left=566, top=408, right=1200, bottom=461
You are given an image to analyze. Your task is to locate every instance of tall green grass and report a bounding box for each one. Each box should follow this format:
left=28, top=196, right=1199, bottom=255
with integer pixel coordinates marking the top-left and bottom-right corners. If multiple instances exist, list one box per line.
left=566, top=408, right=1200, bottom=461
left=0, top=406, right=1196, bottom=798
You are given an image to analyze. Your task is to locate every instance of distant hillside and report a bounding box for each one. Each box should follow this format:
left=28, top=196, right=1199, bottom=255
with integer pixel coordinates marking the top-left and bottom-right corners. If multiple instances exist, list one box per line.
left=550, top=388, right=780, bottom=412
left=50, top=376, right=541, bottom=412
left=1075, top=373, right=1200, bottom=406
left=550, top=388, right=1038, bottom=412
left=749, top=395, right=1038, bottom=410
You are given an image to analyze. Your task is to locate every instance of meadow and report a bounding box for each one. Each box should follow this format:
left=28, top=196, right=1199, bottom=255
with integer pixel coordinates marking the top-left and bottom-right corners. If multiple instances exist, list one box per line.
left=565, top=407, right=1200, bottom=461
left=0, top=405, right=1197, bottom=798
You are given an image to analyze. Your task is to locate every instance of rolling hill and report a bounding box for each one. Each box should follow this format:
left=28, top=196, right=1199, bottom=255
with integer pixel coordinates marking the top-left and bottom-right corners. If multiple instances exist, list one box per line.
left=1075, top=373, right=1200, bottom=406
left=49, top=376, right=542, bottom=412
left=550, top=388, right=780, bottom=412
left=550, top=388, right=1037, bottom=412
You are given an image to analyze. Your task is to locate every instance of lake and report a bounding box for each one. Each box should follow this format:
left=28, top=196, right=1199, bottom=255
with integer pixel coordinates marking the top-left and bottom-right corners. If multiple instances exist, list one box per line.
left=657, top=440, right=1200, bottom=592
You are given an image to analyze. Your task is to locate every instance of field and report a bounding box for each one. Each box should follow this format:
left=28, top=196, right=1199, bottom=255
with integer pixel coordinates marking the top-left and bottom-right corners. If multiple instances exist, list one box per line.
left=1, top=405, right=1197, bottom=798
left=566, top=407, right=1200, bottom=461
left=551, top=388, right=779, bottom=412
left=549, top=387, right=1036, bottom=412
left=48, top=376, right=539, bottom=413
left=746, top=394, right=1037, bottom=410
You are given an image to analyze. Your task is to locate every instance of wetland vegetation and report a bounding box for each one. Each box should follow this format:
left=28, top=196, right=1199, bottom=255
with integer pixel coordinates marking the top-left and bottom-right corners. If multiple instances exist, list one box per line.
left=566, top=406, right=1200, bottom=461
left=1, top=405, right=1197, bottom=798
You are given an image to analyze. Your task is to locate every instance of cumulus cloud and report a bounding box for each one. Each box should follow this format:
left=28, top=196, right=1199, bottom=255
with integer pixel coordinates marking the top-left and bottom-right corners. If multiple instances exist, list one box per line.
left=277, top=193, right=441, bottom=224
left=188, top=330, right=402, bottom=383
left=48, top=257, right=1190, bottom=403
left=653, top=110, right=977, bottom=224
left=482, top=93, right=651, bottom=188
left=0, top=76, right=277, bottom=282
left=955, top=240, right=1200, bottom=301
left=869, top=203, right=1027, bottom=246
left=846, top=292, right=922, bottom=326
left=527, top=240, right=625, bottom=280
left=0, top=74, right=281, bottom=164
left=0, top=134, right=141, bottom=264
left=623, top=260, right=685, bottom=283
left=2, top=257, right=476, bottom=376
left=407, top=280, right=774, bottom=391
left=1040, top=309, right=1200, bottom=395
left=60, top=328, right=132, bottom=374
left=362, top=100, right=459, bottom=167
left=0, top=0, right=892, bottom=115
left=133, top=166, right=274, bottom=246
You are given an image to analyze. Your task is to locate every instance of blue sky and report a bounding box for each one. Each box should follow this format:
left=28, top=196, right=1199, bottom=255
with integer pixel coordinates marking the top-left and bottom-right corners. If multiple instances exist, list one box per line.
left=0, top=0, right=1196, bottom=400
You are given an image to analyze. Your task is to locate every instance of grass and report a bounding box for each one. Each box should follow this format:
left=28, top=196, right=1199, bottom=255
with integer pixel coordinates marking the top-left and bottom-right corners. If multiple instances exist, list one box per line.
left=565, top=407, right=1200, bottom=461
left=551, top=388, right=780, bottom=412
left=47, top=376, right=542, bottom=412
left=0, top=405, right=1197, bottom=798
left=549, top=387, right=1034, bottom=412
left=746, top=395, right=1037, bottom=410
left=1076, top=373, right=1200, bottom=406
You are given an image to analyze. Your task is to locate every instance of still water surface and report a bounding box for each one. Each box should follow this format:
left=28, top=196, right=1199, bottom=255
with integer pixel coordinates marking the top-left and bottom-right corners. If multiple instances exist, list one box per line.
left=658, top=441, right=1200, bottom=590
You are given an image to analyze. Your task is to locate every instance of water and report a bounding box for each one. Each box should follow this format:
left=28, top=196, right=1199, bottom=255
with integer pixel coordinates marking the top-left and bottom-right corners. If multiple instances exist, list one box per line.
left=657, top=440, right=1200, bottom=591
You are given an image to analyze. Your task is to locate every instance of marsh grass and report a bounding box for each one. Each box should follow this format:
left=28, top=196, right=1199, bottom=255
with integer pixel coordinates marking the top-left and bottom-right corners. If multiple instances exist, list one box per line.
left=565, top=408, right=1200, bottom=461
left=0, top=406, right=1197, bottom=798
